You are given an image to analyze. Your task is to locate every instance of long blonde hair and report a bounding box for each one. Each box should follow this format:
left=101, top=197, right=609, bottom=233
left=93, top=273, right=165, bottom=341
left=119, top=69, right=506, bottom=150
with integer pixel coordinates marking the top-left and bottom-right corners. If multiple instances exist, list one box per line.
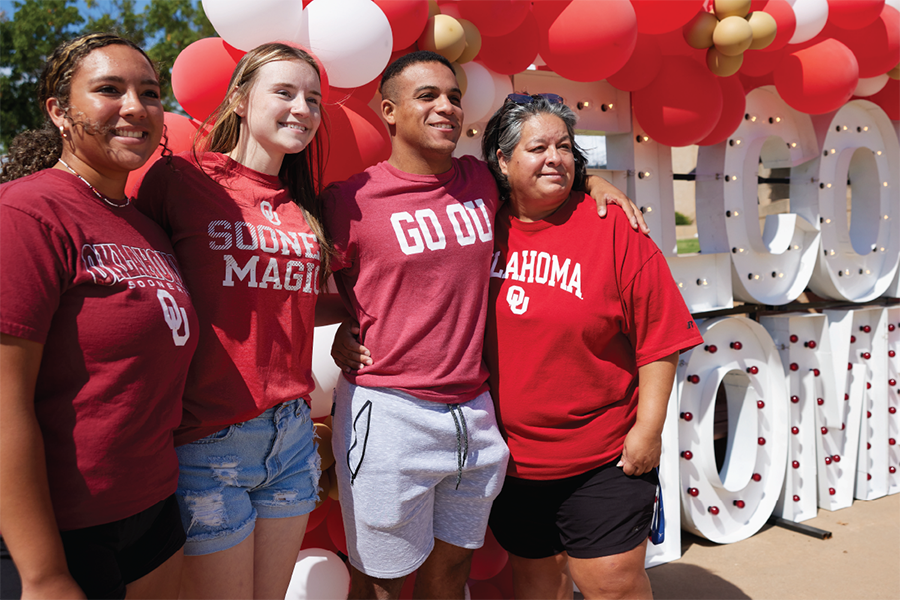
left=195, top=43, right=333, bottom=288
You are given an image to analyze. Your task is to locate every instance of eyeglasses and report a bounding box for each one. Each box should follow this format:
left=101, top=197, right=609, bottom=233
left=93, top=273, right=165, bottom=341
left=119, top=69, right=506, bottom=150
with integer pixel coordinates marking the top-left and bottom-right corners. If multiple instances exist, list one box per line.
left=506, top=93, right=564, bottom=105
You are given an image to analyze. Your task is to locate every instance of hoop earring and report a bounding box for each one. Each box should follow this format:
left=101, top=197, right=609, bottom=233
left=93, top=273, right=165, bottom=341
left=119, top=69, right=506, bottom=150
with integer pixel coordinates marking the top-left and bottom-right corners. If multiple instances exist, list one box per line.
left=59, top=125, right=67, bottom=140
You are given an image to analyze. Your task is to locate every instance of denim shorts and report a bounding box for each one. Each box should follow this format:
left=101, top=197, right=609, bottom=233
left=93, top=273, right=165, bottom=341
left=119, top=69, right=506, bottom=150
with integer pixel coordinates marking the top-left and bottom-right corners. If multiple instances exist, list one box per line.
left=175, top=399, right=320, bottom=556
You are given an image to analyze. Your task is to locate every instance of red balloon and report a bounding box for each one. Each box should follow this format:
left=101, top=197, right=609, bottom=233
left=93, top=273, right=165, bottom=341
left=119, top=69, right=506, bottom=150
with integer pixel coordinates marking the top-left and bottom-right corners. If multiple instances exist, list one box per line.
left=306, top=497, right=331, bottom=532
left=125, top=112, right=206, bottom=197
left=328, top=77, right=381, bottom=105
left=653, top=27, right=705, bottom=58
left=373, top=0, right=430, bottom=51
left=399, top=572, right=417, bottom=600
left=738, top=71, right=775, bottom=93
left=492, top=560, right=515, bottom=599
left=750, top=0, right=770, bottom=9
left=757, top=0, right=796, bottom=53
left=774, top=39, right=859, bottom=115
left=631, top=0, right=705, bottom=35
left=607, top=33, right=662, bottom=91
left=830, top=5, right=900, bottom=78
left=469, top=528, right=508, bottom=581
left=633, top=55, right=723, bottom=146
left=300, top=519, right=337, bottom=552
left=468, top=581, right=504, bottom=600
left=861, top=78, right=899, bottom=120
left=456, top=0, right=531, bottom=37
left=740, top=47, right=786, bottom=77
left=319, top=96, right=391, bottom=187
left=828, top=0, right=884, bottom=30
left=537, top=0, right=638, bottom=83
left=326, top=502, right=347, bottom=555
left=172, top=38, right=245, bottom=121
left=477, top=12, right=539, bottom=75
left=698, top=75, right=746, bottom=145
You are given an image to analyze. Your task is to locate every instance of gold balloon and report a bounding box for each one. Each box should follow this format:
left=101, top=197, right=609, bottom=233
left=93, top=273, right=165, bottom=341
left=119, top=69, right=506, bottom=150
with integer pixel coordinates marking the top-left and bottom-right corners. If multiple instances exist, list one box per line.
left=707, top=46, right=744, bottom=77
left=713, top=16, right=754, bottom=57
left=452, top=62, right=468, bottom=97
left=456, top=19, right=482, bottom=64
left=684, top=11, right=718, bottom=49
left=314, top=422, right=335, bottom=470
left=427, top=0, right=440, bottom=19
left=418, top=14, right=467, bottom=63
left=748, top=11, right=777, bottom=50
left=714, top=0, right=751, bottom=19
left=888, top=64, right=900, bottom=80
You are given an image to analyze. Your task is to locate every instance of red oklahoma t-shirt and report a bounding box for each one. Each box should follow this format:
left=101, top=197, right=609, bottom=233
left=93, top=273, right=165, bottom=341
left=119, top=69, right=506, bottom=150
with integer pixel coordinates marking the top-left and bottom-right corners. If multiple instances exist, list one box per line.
left=135, top=153, right=321, bottom=444
left=484, top=194, right=703, bottom=480
left=324, top=157, right=500, bottom=403
left=1, top=169, right=198, bottom=530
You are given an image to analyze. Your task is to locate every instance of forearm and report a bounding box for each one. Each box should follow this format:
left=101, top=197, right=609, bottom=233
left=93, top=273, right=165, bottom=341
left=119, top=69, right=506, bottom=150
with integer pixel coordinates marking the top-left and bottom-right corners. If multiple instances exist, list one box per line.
left=634, top=351, right=679, bottom=435
left=315, top=293, right=351, bottom=326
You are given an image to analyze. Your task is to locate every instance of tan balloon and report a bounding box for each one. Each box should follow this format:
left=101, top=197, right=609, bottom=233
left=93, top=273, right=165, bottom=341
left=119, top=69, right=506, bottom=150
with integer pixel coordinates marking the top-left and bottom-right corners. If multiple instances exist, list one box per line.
left=452, top=62, right=468, bottom=97
left=713, top=15, right=754, bottom=57
left=456, top=19, right=482, bottom=64
left=314, top=422, right=335, bottom=470
left=888, top=64, right=900, bottom=80
left=418, top=14, right=467, bottom=63
left=707, top=46, right=744, bottom=77
left=748, top=11, right=777, bottom=50
left=714, top=0, right=751, bottom=19
left=684, top=11, right=718, bottom=49
left=427, top=0, right=440, bottom=19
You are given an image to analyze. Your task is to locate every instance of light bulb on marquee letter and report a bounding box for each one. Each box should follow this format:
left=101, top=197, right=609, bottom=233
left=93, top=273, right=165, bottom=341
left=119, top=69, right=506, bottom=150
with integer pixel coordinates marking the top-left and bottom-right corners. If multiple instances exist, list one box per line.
left=678, top=317, right=788, bottom=543
left=792, top=101, right=900, bottom=302
left=889, top=306, right=900, bottom=496
left=696, top=87, right=820, bottom=305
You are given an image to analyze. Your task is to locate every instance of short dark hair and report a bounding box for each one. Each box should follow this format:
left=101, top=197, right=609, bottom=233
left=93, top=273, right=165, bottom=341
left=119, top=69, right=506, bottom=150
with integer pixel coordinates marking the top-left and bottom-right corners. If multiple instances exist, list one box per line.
left=379, top=50, right=456, bottom=98
left=482, top=95, right=588, bottom=202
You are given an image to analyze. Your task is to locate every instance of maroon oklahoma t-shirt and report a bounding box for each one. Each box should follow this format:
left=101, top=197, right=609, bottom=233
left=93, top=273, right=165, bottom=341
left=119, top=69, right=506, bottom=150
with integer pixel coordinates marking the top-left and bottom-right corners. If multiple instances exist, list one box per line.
left=324, top=157, right=500, bottom=403
left=1, top=169, right=198, bottom=530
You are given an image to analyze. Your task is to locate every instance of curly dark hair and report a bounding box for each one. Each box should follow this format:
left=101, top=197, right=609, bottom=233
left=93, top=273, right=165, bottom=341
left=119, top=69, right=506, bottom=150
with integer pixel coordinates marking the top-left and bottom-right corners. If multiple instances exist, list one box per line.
left=1, top=32, right=159, bottom=183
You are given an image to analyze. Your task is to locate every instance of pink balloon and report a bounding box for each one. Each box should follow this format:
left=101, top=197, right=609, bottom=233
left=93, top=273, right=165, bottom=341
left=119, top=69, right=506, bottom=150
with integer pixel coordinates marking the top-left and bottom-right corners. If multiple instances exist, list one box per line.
left=632, top=55, right=723, bottom=146
left=828, top=0, right=884, bottom=30
left=373, top=0, right=430, bottom=51
left=774, top=39, right=859, bottom=114
left=698, top=75, right=747, bottom=146
left=536, top=0, right=638, bottom=83
left=631, top=0, right=705, bottom=35
left=171, top=38, right=245, bottom=121
left=456, top=0, right=531, bottom=37
left=830, top=5, right=900, bottom=78
left=477, top=12, right=540, bottom=75
left=607, top=33, right=663, bottom=91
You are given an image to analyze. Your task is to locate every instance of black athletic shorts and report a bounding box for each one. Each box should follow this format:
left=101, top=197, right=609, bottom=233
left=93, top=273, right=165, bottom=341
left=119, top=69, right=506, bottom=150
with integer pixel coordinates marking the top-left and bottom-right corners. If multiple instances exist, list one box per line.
left=59, top=494, right=185, bottom=599
left=488, top=460, right=658, bottom=560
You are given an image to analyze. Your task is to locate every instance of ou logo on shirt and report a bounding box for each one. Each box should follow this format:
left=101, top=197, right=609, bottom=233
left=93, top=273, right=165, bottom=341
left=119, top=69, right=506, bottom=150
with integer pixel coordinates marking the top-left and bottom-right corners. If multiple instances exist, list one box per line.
left=507, top=286, right=529, bottom=315
left=157, top=290, right=191, bottom=346
left=261, top=201, right=281, bottom=226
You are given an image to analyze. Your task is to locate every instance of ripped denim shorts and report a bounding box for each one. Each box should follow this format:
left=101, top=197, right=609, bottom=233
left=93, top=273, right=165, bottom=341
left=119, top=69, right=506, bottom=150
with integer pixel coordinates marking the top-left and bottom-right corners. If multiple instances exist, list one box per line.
left=174, top=399, right=320, bottom=556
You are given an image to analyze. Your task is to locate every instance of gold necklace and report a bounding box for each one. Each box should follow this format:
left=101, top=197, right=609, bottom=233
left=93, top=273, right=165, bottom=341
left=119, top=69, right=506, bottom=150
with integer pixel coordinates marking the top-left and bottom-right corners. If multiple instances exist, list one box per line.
left=57, top=159, right=131, bottom=208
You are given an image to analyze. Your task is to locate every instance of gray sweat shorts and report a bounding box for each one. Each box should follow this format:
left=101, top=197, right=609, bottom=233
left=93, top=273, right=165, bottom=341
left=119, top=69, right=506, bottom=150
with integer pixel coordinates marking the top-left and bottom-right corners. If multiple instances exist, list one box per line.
left=331, top=377, right=510, bottom=579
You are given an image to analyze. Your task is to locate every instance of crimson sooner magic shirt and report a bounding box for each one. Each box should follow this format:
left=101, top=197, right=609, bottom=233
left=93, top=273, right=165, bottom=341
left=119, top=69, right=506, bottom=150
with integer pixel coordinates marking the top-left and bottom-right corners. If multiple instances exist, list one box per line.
left=0, top=169, right=198, bottom=530
left=484, top=194, right=703, bottom=480
left=324, top=157, right=500, bottom=403
left=135, top=153, right=321, bottom=444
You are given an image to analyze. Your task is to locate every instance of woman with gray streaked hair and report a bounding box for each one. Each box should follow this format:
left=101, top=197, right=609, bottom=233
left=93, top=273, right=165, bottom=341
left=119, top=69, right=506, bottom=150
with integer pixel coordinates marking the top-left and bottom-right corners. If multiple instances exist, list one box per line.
left=480, top=94, right=703, bottom=599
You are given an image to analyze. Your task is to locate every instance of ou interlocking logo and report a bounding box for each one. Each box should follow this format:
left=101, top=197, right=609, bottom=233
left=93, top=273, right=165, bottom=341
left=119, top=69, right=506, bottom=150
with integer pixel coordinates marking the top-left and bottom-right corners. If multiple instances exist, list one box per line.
left=507, top=285, right=530, bottom=315
left=260, top=201, right=281, bottom=226
left=157, top=290, right=191, bottom=346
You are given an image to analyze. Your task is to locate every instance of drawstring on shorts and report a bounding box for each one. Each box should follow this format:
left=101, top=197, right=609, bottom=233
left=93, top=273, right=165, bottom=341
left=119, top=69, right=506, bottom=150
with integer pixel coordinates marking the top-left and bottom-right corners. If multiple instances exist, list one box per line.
left=448, top=403, right=469, bottom=489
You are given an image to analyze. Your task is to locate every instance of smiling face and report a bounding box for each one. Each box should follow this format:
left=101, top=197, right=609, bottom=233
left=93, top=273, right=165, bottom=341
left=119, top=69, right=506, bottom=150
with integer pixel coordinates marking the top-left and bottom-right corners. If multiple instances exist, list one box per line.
left=231, top=59, right=322, bottom=175
left=49, top=44, right=163, bottom=185
left=498, top=113, right=575, bottom=222
left=382, top=61, right=463, bottom=174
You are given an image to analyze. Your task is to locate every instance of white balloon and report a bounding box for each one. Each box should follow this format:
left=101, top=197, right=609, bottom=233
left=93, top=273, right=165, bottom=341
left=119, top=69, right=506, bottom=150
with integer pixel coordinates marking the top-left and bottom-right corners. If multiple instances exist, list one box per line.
left=488, top=69, right=514, bottom=119
left=854, top=74, right=890, bottom=97
left=460, top=61, right=495, bottom=125
left=887, top=0, right=900, bottom=11
left=299, top=0, right=393, bottom=89
left=453, top=125, right=485, bottom=159
left=285, top=549, right=350, bottom=600
left=310, top=323, right=342, bottom=419
left=785, top=0, right=828, bottom=44
left=203, top=0, right=306, bottom=52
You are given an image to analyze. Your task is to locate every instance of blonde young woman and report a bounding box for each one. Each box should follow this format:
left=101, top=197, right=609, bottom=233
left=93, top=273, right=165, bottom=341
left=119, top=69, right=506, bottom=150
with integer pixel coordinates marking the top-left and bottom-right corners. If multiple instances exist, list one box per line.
left=135, top=43, right=346, bottom=598
left=0, top=33, right=198, bottom=599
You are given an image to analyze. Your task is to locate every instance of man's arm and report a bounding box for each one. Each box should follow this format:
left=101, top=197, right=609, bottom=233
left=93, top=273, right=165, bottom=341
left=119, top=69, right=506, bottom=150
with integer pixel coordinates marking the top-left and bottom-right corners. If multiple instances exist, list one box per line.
left=584, top=174, right=651, bottom=234
left=619, top=350, right=679, bottom=476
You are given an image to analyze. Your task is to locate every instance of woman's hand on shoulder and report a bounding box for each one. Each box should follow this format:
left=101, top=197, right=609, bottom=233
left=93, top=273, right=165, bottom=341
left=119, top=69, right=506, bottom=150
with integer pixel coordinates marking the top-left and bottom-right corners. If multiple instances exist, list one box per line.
left=331, top=319, right=373, bottom=373
left=584, top=175, right=650, bottom=234
left=617, top=422, right=661, bottom=476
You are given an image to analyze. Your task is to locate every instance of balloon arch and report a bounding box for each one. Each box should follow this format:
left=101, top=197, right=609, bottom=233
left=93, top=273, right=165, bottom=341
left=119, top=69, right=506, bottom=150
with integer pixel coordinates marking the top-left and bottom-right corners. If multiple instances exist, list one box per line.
left=142, top=1, right=900, bottom=597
